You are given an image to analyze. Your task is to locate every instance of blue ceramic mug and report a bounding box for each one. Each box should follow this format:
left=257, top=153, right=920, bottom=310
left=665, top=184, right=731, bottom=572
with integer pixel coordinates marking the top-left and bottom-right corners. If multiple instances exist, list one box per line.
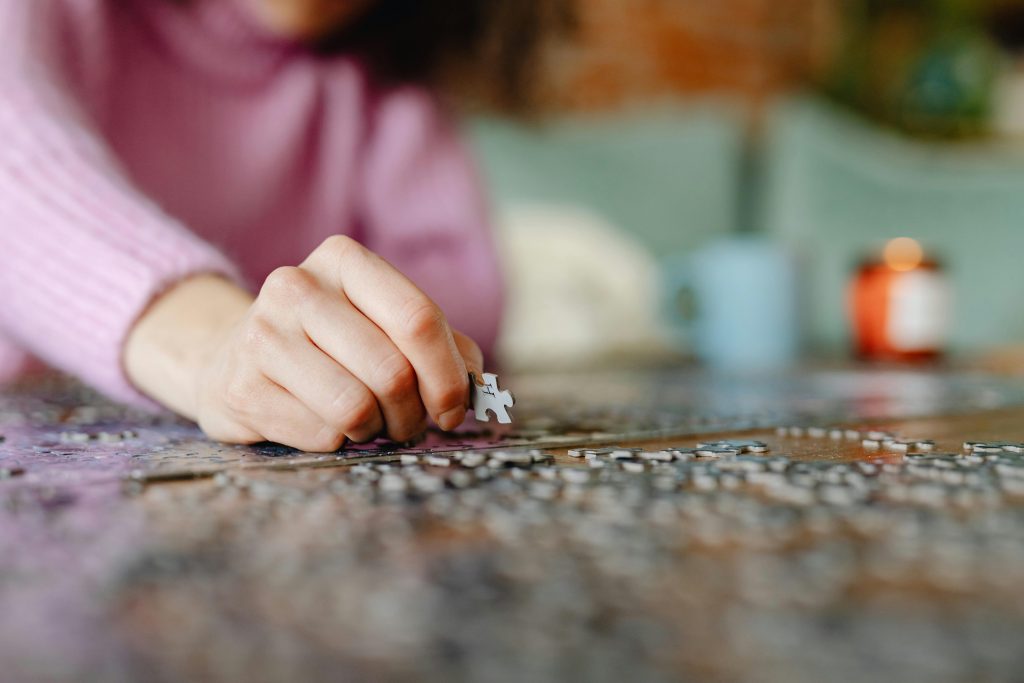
left=662, top=236, right=801, bottom=371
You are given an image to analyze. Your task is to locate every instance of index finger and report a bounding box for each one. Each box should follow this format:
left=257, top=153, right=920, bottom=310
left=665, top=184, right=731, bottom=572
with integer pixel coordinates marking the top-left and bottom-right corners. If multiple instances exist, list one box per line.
left=301, top=236, right=470, bottom=427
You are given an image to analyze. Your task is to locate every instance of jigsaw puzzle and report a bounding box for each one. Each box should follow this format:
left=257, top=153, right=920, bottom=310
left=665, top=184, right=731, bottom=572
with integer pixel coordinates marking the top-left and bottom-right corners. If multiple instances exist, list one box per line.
left=470, top=372, right=515, bottom=425
left=4, top=370, right=1024, bottom=681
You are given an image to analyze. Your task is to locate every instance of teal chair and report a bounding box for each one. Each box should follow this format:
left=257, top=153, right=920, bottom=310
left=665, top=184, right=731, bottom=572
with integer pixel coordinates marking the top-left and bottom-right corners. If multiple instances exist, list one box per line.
left=469, top=101, right=745, bottom=256
left=763, top=96, right=1024, bottom=355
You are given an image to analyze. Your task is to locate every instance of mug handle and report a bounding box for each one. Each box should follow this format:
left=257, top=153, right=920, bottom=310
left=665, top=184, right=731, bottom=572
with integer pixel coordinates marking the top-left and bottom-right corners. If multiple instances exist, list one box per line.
left=660, top=258, right=699, bottom=344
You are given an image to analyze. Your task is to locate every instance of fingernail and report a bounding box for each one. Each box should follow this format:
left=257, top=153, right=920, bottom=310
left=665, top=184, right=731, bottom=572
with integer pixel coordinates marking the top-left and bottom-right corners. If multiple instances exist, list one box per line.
left=438, top=406, right=466, bottom=431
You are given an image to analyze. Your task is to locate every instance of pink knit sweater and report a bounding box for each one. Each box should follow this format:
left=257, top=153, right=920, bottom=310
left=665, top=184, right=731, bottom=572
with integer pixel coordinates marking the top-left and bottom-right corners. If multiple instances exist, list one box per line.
left=0, top=0, right=504, bottom=405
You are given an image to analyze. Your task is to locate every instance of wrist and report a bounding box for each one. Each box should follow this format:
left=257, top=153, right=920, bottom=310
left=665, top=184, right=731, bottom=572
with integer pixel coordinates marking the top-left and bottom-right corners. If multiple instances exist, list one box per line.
left=124, top=274, right=252, bottom=419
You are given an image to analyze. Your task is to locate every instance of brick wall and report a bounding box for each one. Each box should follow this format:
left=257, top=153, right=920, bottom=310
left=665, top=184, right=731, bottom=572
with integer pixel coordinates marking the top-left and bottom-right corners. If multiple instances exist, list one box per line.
left=541, top=0, right=837, bottom=114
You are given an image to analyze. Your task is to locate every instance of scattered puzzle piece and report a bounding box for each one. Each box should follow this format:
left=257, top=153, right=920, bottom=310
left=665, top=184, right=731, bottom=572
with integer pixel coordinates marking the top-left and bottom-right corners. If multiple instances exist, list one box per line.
left=882, top=438, right=936, bottom=453
left=694, top=445, right=740, bottom=458
left=963, top=441, right=1024, bottom=454
left=697, top=439, right=770, bottom=454
left=777, top=425, right=855, bottom=439
left=470, top=373, right=515, bottom=425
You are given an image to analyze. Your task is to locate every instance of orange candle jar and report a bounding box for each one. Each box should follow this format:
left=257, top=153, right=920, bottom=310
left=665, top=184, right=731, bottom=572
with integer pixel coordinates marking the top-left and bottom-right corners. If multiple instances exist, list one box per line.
left=848, top=238, right=952, bottom=362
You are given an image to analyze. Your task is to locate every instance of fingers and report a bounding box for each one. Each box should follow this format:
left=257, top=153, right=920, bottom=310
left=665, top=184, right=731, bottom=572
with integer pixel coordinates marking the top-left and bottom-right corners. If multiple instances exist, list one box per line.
left=211, top=373, right=347, bottom=453
left=259, top=333, right=385, bottom=443
left=206, top=266, right=388, bottom=449
left=257, top=240, right=480, bottom=439
left=301, top=236, right=470, bottom=427
left=453, top=331, right=484, bottom=380
left=298, top=288, right=429, bottom=441
left=251, top=382, right=347, bottom=453
left=198, top=410, right=263, bottom=446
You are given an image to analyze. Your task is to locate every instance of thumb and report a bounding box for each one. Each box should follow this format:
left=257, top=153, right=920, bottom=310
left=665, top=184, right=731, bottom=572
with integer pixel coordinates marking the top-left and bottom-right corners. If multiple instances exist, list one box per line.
left=453, top=331, right=485, bottom=399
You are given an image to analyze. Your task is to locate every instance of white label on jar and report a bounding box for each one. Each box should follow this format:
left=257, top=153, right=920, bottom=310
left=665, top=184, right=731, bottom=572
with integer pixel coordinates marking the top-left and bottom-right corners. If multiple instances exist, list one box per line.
left=887, top=270, right=952, bottom=351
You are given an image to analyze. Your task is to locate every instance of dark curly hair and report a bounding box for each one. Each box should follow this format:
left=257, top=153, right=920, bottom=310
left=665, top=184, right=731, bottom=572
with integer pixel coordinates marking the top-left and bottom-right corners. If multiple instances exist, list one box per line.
left=318, top=0, right=576, bottom=112
left=167, top=0, right=576, bottom=112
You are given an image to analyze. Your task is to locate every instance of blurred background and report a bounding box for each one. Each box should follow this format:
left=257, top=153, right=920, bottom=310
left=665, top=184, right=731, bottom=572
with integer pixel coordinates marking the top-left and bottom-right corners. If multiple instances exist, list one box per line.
left=469, top=0, right=1024, bottom=374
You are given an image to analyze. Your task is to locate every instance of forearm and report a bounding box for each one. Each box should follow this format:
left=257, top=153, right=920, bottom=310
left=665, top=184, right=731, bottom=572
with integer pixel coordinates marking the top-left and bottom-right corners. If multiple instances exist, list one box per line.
left=124, top=275, right=253, bottom=419
left=0, top=2, right=240, bottom=403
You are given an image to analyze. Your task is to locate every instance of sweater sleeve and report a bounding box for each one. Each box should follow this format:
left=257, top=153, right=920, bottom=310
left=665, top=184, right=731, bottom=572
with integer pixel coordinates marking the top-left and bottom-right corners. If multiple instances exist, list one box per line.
left=0, top=0, right=240, bottom=406
left=358, top=87, right=505, bottom=359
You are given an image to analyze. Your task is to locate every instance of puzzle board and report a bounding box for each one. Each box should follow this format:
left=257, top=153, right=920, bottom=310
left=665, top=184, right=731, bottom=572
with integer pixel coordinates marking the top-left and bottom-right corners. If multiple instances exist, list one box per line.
left=3, top=368, right=1024, bottom=682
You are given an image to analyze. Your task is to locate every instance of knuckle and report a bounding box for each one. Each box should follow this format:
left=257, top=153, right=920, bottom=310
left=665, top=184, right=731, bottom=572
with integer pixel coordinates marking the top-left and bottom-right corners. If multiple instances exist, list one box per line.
left=376, top=354, right=417, bottom=399
left=346, top=419, right=382, bottom=444
left=346, top=397, right=379, bottom=433
left=390, top=413, right=427, bottom=443
left=260, top=266, right=314, bottom=302
left=329, top=386, right=379, bottom=434
left=241, top=315, right=276, bottom=352
left=197, top=416, right=256, bottom=445
left=319, top=234, right=362, bottom=263
left=401, top=298, right=445, bottom=341
left=435, top=379, right=468, bottom=413
left=307, top=427, right=345, bottom=453
left=222, top=376, right=256, bottom=415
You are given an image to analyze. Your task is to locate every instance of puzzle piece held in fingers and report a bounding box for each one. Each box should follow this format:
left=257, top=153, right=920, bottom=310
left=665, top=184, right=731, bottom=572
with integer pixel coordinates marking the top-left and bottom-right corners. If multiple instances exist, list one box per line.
left=470, top=373, right=515, bottom=425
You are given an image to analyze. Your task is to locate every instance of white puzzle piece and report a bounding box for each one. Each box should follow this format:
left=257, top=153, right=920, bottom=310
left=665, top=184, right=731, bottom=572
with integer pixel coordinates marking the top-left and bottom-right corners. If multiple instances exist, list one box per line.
left=471, top=373, right=515, bottom=425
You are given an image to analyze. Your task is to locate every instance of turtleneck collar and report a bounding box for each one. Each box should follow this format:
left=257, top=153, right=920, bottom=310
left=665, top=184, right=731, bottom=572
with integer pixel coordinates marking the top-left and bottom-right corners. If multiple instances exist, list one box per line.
left=129, top=0, right=311, bottom=87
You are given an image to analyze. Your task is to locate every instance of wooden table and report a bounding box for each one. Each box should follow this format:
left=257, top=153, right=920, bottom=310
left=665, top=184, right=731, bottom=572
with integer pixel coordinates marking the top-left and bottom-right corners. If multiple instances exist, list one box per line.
left=2, top=369, right=1024, bottom=683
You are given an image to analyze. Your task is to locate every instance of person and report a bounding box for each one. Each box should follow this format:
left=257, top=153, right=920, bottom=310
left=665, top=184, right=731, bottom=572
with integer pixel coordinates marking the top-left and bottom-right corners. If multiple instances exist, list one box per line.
left=0, top=0, right=571, bottom=451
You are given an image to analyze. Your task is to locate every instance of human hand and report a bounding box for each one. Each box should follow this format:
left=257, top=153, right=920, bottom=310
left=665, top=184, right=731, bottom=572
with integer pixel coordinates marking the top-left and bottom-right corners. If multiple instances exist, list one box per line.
left=126, top=236, right=482, bottom=451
